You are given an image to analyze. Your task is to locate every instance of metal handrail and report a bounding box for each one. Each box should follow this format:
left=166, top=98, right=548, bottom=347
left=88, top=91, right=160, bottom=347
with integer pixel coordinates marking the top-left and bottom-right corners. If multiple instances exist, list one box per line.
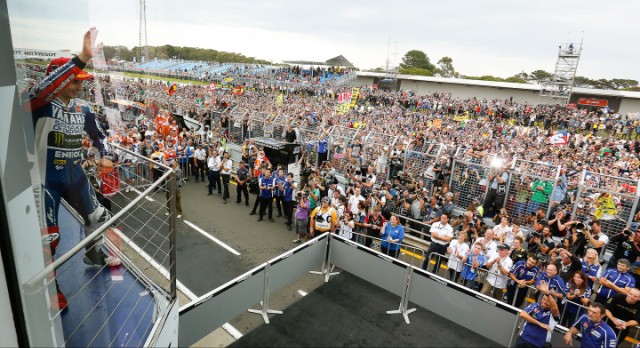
left=25, top=148, right=174, bottom=290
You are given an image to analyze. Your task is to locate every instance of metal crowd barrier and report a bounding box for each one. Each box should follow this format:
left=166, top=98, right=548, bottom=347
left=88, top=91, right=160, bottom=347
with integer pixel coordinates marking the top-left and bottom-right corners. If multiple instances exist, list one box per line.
left=339, top=229, right=426, bottom=268
left=23, top=144, right=178, bottom=347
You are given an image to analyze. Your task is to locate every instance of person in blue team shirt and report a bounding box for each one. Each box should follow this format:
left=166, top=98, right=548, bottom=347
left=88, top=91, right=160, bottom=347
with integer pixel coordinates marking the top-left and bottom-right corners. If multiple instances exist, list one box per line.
left=595, top=258, right=635, bottom=304
left=273, top=168, right=287, bottom=218
left=282, top=173, right=297, bottom=231
left=535, top=263, right=566, bottom=302
left=507, top=254, right=540, bottom=308
left=379, top=215, right=405, bottom=258
left=461, top=242, right=487, bottom=290
left=562, top=270, right=592, bottom=327
left=516, top=282, right=560, bottom=348
left=257, top=169, right=276, bottom=222
left=564, top=302, right=617, bottom=348
left=581, top=248, right=601, bottom=293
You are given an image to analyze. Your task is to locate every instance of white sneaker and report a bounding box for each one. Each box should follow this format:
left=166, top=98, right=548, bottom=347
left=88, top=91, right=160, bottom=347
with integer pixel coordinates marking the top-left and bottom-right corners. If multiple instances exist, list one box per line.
left=176, top=214, right=182, bottom=219
left=104, top=256, right=122, bottom=267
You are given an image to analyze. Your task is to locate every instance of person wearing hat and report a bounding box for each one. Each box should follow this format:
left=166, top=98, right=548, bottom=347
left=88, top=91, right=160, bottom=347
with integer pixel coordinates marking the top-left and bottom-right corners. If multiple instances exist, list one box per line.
left=25, top=28, right=121, bottom=310
left=481, top=243, right=514, bottom=300
left=235, top=161, right=250, bottom=206
left=309, top=197, right=338, bottom=236
left=596, top=258, right=636, bottom=304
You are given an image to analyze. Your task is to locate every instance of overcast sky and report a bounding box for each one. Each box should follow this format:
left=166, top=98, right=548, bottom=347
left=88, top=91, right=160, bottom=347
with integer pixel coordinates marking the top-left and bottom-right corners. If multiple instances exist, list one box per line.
left=8, top=0, right=640, bottom=81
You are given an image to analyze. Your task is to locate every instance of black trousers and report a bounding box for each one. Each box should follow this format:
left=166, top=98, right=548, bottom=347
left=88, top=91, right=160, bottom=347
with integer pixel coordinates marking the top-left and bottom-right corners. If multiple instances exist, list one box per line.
left=251, top=195, right=261, bottom=213
left=274, top=196, right=284, bottom=215
left=506, top=283, right=529, bottom=308
left=195, top=160, right=206, bottom=180
left=423, top=243, right=448, bottom=271
left=483, top=189, right=504, bottom=217
left=221, top=173, right=230, bottom=199
left=259, top=197, right=273, bottom=218
left=283, top=200, right=294, bottom=225
left=236, top=183, right=249, bottom=204
left=211, top=170, right=221, bottom=193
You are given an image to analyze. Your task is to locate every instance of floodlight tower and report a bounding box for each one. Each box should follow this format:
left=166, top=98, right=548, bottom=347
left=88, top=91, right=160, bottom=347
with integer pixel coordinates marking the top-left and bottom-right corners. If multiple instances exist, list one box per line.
left=138, top=0, right=148, bottom=63
left=540, top=37, right=583, bottom=106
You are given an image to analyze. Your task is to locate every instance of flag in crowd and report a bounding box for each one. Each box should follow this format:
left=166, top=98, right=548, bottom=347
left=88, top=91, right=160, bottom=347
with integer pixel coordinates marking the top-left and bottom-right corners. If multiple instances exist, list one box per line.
left=166, top=83, right=177, bottom=96
left=233, top=85, right=244, bottom=95
left=208, top=82, right=217, bottom=90
left=547, top=130, right=568, bottom=145
left=224, top=77, right=234, bottom=83
left=276, top=93, right=283, bottom=107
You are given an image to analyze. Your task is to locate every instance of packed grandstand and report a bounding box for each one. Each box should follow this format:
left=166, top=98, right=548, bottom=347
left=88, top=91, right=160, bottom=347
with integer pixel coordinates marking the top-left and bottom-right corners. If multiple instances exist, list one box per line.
left=16, top=58, right=640, bottom=345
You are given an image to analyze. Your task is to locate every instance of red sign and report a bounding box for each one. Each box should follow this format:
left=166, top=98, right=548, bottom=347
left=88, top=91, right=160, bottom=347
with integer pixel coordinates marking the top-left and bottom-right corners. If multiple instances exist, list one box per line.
left=577, top=98, right=608, bottom=107
left=567, top=103, right=577, bottom=109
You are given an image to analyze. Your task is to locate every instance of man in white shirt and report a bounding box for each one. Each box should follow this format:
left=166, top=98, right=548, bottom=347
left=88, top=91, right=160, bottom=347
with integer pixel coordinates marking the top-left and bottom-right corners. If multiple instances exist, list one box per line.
left=348, top=187, right=365, bottom=215
left=194, top=144, right=207, bottom=182
left=207, top=150, right=222, bottom=196
left=423, top=214, right=454, bottom=272
left=481, top=243, right=513, bottom=300
left=584, top=220, right=609, bottom=262
left=220, top=152, right=232, bottom=203
left=476, top=229, right=498, bottom=258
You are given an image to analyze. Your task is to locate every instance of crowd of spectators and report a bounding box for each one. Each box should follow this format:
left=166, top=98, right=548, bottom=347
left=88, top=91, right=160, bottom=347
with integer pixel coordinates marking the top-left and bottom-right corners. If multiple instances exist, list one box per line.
left=19, top=60, right=640, bottom=346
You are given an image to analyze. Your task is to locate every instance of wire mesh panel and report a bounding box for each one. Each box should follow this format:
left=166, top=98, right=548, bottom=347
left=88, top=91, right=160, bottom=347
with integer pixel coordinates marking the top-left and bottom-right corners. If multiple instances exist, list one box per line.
left=572, top=171, right=639, bottom=239
left=247, top=111, right=271, bottom=139
left=328, top=126, right=360, bottom=174
left=403, top=144, right=444, bottom=194
left=364, top=132, right=398, bottom=184
left=505, top=159, right=560, bottom=225
left=449, top=158, right=491, bottom=213
left=26, top=144, right=178, bottom=348
left=228, top=107, right=248, bottom=145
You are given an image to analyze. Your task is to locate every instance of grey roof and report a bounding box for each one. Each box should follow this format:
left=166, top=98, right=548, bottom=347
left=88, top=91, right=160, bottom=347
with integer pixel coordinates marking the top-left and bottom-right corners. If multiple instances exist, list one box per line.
left=283, top=55, right=354, bottom=68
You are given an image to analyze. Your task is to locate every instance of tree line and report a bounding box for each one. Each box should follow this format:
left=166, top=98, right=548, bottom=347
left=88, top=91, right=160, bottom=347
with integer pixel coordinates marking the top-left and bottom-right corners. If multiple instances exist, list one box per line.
left=372, top=49, right=639, bottom=91
left=102, top=45, right=271, bottom=65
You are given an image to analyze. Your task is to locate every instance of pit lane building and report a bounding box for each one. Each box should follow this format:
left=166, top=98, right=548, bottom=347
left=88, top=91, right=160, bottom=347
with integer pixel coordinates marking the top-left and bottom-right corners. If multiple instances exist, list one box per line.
left=354, top=71, right=640, bottom=114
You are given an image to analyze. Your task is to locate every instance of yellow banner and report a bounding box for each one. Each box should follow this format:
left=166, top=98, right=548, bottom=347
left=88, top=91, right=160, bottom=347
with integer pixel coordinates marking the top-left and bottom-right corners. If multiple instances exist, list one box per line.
left=453, top=115, right=469, bottom=121
left=335, top=103, right=350, bottom=115
left=276, top=94, right=283, bottom=107
left=350, top=87, right=360, bottom=107
left=224, top=77, right=234, bottom=83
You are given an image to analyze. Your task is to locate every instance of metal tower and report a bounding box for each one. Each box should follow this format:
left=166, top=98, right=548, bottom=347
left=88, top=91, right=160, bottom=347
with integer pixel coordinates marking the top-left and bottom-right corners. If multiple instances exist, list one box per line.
left=540, top=38, right=583, bottom=106
left=138, top=0, right=148, bottom=62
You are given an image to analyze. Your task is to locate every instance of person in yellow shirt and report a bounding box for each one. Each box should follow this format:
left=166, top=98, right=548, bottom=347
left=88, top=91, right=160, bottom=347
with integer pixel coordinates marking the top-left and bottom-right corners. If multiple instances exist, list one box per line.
left=309, top=197, right=338, bottom=236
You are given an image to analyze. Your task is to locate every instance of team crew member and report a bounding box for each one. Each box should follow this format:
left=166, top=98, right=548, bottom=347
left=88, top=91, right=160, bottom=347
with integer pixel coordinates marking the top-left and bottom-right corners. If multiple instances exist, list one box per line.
left=596, top=258, right=635, bottom=304
left=564, top=303, right=617, bottom=348
left=535, top=264, right=566, bottom=301
left=309, top=197, right=338, bottom=236
left=258, top=169, right=275, bottom=222
left=423, top=214, right=453, bottom=272
left=220, top=152, right=232, bottom=203
left=604, top=288, right=640, bottom=344
left=208, top=150, right=222, bottom=196
left=282, top=173, right=297, bottom=231
left=274, top=169, right=286, bottom=217
left=516, top=284, right=560, bottom=348
left=379, top=215, right=405, bottom=258
left=26, top=28, right=121, bottom=310
left=235, top=161, right=250, bottom=206
left=507, top=254, right=540, bottom=308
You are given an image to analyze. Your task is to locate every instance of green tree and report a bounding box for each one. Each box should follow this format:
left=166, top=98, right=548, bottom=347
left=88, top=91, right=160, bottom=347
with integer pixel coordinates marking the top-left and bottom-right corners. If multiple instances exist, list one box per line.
left=573, top=76, right=594, bottom=88
left=399, top=67, right=433, bottom=76
left=504, top=75, right=528, bottom=83
left=528, top=70, right=553, bottom=84
left=436, top=56, right=455, bottom=77
left=610, top=79, right=638, bottom=90
left=400, top=50, right=435, bottom=72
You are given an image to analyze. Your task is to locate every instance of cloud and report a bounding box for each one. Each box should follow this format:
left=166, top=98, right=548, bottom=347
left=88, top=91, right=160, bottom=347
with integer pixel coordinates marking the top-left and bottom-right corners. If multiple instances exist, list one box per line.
left=6, top=0, right=640, bottom=81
